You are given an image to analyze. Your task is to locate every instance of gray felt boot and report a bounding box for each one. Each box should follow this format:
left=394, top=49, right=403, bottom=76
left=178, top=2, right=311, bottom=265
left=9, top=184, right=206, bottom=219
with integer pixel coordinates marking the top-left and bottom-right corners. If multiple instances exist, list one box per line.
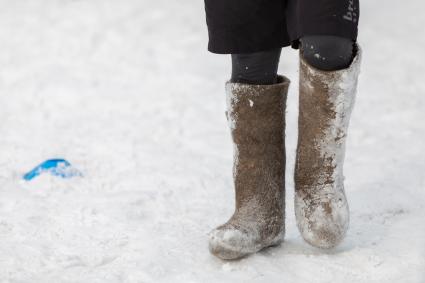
left=209, top=76, right=290, bottom=260
left=295, top=46, right=361, bottom=249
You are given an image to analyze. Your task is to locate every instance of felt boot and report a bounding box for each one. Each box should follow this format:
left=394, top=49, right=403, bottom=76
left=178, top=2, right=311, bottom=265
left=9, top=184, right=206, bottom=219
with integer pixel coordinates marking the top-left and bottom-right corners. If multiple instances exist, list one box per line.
left=209, top=76, right=290, bottom=260
left=295, top=46, right=361, bottom=248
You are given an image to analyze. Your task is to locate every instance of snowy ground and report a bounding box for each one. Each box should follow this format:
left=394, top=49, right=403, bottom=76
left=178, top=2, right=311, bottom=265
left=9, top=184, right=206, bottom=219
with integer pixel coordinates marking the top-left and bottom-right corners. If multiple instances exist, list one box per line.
left=0, top=0, right=424, bottom=282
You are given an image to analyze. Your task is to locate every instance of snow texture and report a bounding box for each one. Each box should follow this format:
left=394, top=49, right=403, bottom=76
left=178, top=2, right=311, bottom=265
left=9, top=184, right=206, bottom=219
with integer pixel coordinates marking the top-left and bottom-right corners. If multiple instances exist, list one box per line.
left=0, top=0, right=424, bottom=282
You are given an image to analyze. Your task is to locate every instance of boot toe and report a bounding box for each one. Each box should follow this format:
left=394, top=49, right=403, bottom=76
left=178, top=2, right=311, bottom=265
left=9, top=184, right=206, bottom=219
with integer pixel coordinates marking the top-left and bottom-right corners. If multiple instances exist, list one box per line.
left=302, top=224, right=347, bottom=249
left=208, top=228, right=257, bottom=260
left=295, top=197, right=349, bottom=249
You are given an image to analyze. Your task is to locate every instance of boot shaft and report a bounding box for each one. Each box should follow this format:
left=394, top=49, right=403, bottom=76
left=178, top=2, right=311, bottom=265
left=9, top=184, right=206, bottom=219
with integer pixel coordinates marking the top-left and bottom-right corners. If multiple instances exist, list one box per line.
left=296, top=49, right=361, bottom=190
left=225, top=76, right=290, bottom=210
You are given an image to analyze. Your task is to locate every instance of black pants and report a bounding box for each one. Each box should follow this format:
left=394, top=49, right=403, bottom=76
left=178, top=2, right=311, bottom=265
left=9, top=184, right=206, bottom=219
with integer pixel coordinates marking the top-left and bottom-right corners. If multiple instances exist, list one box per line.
left=231, top=35, right=356, bottom=85
left=204, top=0, right=360, bottom=54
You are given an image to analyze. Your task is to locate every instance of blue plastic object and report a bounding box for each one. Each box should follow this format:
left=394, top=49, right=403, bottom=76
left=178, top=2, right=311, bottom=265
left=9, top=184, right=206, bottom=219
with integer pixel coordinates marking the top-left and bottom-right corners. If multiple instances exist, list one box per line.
left=23, top=159, right=82, bottom=181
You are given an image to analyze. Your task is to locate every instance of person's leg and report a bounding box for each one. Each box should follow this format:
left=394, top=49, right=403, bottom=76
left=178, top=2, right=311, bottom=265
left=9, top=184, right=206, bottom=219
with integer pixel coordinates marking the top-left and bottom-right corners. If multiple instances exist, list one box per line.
left=294, top=39, right=361, bottom=248
left=208, top=48, right=289, bottom=260
left=300, top=35, right=355, bottom=71
left=204, top=0, right=291, bottom=260
left=287, top=0, right=361, bottom=250
left=231, top=48, right=282, bottom=85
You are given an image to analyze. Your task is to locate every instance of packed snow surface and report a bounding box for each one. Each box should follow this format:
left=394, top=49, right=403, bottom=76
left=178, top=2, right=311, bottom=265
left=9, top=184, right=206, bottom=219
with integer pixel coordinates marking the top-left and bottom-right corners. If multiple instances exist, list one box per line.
left=0, top=0, right=424, bottom=282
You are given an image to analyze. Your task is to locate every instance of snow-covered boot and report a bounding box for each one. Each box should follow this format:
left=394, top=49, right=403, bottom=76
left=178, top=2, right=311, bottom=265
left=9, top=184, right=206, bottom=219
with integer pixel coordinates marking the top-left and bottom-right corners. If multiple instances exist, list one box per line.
left=209, top=76, right=290, bottom=260
left=295, top=46, right=361, bottom=248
